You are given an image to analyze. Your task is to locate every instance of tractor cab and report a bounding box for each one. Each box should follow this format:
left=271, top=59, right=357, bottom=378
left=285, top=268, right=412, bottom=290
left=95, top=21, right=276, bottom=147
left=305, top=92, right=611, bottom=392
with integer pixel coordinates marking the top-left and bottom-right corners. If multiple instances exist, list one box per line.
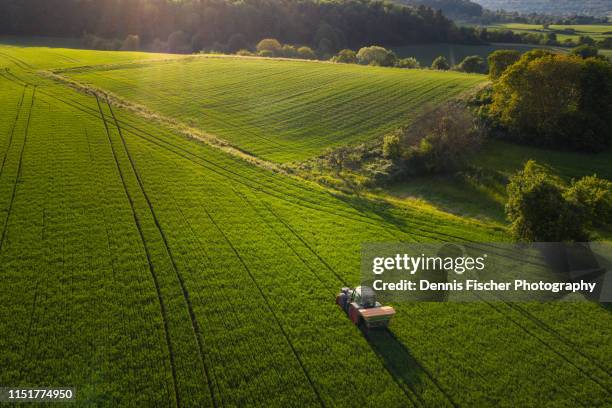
left=336, top=286, right=395, bottom=329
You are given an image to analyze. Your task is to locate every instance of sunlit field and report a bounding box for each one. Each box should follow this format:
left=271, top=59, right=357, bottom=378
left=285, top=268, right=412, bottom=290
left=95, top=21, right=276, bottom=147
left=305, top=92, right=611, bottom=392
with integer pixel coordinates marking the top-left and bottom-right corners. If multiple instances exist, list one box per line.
left=0, top=41, right=611, bottom=406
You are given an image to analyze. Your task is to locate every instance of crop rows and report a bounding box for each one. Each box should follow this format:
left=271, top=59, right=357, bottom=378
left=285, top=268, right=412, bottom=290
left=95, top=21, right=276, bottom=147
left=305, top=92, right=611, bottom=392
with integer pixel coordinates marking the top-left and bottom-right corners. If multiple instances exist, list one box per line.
left=66, top=57, right=485, bottom=162
left=0, top=45, right=610, bottom=406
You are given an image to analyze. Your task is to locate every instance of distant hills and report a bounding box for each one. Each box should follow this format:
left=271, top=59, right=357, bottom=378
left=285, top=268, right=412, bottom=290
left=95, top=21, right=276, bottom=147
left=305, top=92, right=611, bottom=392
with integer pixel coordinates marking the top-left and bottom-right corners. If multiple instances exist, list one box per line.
left=471, top=0, right=612, bottom=17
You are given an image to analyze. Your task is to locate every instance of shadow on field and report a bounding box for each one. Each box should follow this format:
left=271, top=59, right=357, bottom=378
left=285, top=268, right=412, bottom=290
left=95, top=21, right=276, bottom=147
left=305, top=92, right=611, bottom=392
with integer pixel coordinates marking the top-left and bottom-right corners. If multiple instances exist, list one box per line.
left=362, top=328, right=457, bottom=407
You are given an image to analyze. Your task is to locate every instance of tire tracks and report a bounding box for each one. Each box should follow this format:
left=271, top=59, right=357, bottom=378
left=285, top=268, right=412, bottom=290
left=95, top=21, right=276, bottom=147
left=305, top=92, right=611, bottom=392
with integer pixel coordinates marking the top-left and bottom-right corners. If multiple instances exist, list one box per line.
left=95, top=95, right=181, bottom=408
left=105, top=98, right=219, bottom=408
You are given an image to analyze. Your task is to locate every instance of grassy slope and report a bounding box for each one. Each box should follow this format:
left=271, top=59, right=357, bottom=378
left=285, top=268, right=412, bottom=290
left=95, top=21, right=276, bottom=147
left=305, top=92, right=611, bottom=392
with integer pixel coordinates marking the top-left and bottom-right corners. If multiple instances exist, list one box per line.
left=63, top=56, right=485, bottom=163
left=0, top=43, right=611, bottom=406
left=386, top=140, right=612, bottom=224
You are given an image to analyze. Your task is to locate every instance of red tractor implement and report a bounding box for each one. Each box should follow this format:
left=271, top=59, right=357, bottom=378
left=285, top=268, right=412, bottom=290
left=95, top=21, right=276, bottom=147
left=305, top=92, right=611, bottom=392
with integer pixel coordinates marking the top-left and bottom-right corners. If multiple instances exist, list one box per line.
left=336, top=286, right=395, bottom=330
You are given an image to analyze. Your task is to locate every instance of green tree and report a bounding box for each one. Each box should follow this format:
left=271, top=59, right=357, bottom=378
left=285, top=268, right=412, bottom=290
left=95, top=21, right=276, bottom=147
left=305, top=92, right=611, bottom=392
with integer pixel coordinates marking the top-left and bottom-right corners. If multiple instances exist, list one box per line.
left=331, top=49, right=357, bottom=64
left=456, top=55, right=486, bottom=74
left=396, top=57, right=420, bottom=69
left=431, top=56, right=450, bottom=70
left=564, top=175, right=612, bottom=228
left=227, top=33, right=247, bottom=53
left=256, top=38, right=282, bottom=55
left=356, top=46, right=397, bottom=67
left=167, top=30, right=192, bottom=54
left=297, top=46, right=316, bottom=60
left=571, top=45, right=599, bottom=59
left=490, top=51, right=612, bottom=151
left=121, top=34, right=140, bottom=51
left=488, top=49, right=520, bottom=80
left=505, top=161, right=587, bottom=242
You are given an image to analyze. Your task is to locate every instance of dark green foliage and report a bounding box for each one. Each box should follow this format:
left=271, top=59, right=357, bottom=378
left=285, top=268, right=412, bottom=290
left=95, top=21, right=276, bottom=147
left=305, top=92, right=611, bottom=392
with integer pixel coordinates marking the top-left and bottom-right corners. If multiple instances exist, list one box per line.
left=488, top=49, right=521, bottom=79
left=0, top=0, right=467, bottom=50
left=571, top=45, right=599, bottom=59
left=431, top=56, right=450, bottom=70
left=456, top=55, right=487, bottom=74
left=490, top=51, right=612, bottom=152
left=227, top=33, right=248, bottom=53
left=505, top=161, right=587, bottom=242
left=564, top=175, right=612, bottom=228
left=167, top=30, right=192, bottom=53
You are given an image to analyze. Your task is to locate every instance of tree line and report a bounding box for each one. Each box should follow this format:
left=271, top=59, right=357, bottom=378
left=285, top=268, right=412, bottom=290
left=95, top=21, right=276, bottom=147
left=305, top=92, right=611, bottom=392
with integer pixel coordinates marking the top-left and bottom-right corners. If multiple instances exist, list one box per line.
left=0, top=0, right=477, bottom=52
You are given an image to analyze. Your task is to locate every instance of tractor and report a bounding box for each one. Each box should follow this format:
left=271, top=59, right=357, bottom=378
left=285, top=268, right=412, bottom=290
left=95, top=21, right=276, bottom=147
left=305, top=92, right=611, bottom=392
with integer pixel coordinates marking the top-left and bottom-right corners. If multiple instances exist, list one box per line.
left=336, top=286, right=395, bottom=330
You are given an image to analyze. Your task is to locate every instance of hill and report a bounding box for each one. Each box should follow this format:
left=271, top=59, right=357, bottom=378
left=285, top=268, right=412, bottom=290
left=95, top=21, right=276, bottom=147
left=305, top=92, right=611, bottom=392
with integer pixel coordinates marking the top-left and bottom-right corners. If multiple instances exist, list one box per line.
left=59, top=56, right=484, bottom=163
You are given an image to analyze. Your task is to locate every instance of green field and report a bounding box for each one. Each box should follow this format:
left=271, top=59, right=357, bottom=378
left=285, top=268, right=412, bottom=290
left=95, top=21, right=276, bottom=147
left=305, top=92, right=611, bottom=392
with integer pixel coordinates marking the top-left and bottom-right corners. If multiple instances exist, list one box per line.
left=0, top=41, right=611, bottom=406
left=386, top=140, right=612, bottom=224
left=486, top=23, right=612, bottom=43
left=61, top=56, right=484, bottom=163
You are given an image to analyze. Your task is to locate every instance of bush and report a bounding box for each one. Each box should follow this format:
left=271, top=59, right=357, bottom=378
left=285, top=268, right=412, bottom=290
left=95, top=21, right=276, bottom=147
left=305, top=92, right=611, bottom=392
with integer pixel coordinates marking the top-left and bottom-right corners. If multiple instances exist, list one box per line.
left=396, top=57, right=420, bottom=69
left=431, top=56, right=450, bottom=70
left=571, top=45, right=599, bottom=59
left=121, top=34, right=140, bottom=51
left=236, top=49, right=254, bottom=56
left=256, top=38, right=282, bottom=55
left=297, top=46, right=316, bottom=60
left=356, top=46, right=397, bottom=67
left=167, top=30, right=192, bottom=53
left=280, top=44, right=298, bottom=58
left=398, top=103, right=483, bottom=174
left=505, top=161, right=587, bottom=242
left=488, top=49, right=520, bottom=80
left=564, top=175, right=612, bottom=228
left=331, top=49, right=357, bottom=64
left=456, top=55, right=486, bottom=74
left=382, top=133, right=402, bottom=159
left=257, top=49, right=275, bottom=58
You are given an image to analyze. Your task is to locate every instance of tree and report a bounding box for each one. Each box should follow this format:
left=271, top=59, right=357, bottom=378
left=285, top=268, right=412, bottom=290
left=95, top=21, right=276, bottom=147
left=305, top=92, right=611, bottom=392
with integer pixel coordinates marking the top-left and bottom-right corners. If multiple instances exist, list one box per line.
left=571, top=45, right=599, bottom=59
left=396, top=57, right=420, bottom=69
left=280, top=44, right=298, bottom=58
left=401, top=103, right=483, bottom=174
left=297, top=46, right=316, bottom=60
left=256, top=38, right=282, bottom=55
left=331, top=49, right=357, bottom=64
left=167, top=30, right=192, bottom=54
left=456, top=55, right=486, bottom=74
left=356, top=46, right=397, bottom=67
left=227, top=33, right=247, bottom=53
left=431, top=56, right=450, bottom=70
left=564, top=175, right=612, bottom=228
left=505, top=161, right=587, bottom=242
left=488, top=49, right=520, bottom=80
left=121, top=34, right=140, bottom=51
left=490, top=51, right=612, bottom=152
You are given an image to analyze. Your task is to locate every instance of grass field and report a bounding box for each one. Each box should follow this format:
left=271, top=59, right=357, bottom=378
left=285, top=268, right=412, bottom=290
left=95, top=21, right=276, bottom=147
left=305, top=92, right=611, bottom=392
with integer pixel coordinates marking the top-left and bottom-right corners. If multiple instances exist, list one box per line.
left=0, top=41, right=611, bottom=406
left=485, top=23, right=612, bottom=44
left=385, top=140, right=612, bottom=225
left=61, top=56, right=485, bottom=163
